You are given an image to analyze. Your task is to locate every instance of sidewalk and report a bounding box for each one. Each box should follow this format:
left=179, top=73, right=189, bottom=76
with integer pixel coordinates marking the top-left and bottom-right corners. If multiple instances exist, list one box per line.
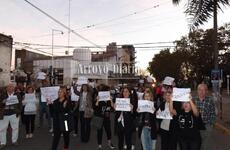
left=215, top=90, right=230, bottom=136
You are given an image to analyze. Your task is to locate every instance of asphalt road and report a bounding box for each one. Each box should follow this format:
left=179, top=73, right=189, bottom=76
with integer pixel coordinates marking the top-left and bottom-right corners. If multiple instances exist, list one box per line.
left=3, top=115, right=230, bottom=150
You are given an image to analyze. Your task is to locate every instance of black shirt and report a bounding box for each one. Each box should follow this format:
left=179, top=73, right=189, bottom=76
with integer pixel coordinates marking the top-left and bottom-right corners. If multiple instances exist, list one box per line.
left=176, top=110, right=202, bottom=140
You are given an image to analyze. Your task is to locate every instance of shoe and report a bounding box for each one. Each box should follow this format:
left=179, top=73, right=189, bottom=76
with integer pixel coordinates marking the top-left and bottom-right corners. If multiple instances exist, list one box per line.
left=108, top=143, right=115, bottom=149
left=29, top=134, right=33, bottom=138
left=131, top=145, right=135, bottom=150
left=0, top=145, right=6, bottom=150
left=26, top=134, right=30, bottom=139
left=98, top=145, right=102, bottom=150
left=49, top=128, right=53, bottom=133
left=73, top=133, right=78, bottom=137
left=124, top=145, right=127, bottom=150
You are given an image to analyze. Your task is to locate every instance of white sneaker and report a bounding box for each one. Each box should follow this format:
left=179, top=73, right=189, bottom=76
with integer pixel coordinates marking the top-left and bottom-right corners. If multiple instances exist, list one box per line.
left=132, top=145, right=135, bottom=150
left=49, top=128, right=53, bottom=133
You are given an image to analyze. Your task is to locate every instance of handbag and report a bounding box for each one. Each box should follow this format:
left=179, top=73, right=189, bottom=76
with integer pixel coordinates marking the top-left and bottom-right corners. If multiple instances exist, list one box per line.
left=91, top=115, right=104, bottom=129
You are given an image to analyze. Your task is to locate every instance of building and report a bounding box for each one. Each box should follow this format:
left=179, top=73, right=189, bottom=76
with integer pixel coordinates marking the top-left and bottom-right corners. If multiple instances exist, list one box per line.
left=0, top=33, right=13, bottom=87
left=15, top=49, right=51, bottom=73
left=31, top=42, right=139, bottom=86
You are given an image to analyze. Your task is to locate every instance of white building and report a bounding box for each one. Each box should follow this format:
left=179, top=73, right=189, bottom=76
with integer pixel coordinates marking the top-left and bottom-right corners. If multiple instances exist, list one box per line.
left=0, top=34, right=13, bottom=87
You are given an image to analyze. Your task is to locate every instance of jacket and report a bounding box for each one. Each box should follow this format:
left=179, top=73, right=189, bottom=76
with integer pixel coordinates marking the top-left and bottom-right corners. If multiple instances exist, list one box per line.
left=0, top=88, right=22, bottom=119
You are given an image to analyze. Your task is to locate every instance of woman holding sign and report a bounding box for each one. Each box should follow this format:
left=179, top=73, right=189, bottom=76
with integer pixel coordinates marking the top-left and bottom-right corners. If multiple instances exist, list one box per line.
left=114, top=87, right=134, bottom=150
left=94, top=84, right=115, bottom=150
left=169, top=95, right=205, bottom=150
left=157, top=91, right=177, bottom=150
left=51, top=86, right=73, bottom=150
left=23, top=86, right=37, bottom=139
left=137, top=90, right=157, bottom=150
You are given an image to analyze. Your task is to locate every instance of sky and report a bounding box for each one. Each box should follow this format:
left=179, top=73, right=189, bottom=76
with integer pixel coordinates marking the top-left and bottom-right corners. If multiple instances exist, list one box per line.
left=1, top=0, right=230, bottom=70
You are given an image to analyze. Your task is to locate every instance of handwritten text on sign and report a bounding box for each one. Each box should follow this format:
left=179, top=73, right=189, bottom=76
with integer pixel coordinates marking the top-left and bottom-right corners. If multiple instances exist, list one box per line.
left=115, top=98, right=131, bottom=111
left=40, top=86, right=60, bottom=102
left=71, top=87, right=79, bottom=102
left=172, top=88, right=191, bottom=102
left=6, top=95, right=19, bottom=106
left=98, top=91, right=110, bottom=101
left=156, top=109, right=172, bottom=120
left=138, top=100, right=155, bottom=114
left=77, top=76, right=88, bottom=85
left=24, top=93, right=37, bottom=103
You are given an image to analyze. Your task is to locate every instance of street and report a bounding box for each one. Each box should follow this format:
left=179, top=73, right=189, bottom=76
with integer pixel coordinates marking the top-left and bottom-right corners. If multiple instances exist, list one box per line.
left=4, top=114, right=230, bottom=150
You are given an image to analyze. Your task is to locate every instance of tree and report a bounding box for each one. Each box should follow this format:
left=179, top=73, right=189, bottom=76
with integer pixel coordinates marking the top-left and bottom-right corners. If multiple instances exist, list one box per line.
left=172, top=0, right=230, bottom=72
left=148, top=23, right=230, bottom=87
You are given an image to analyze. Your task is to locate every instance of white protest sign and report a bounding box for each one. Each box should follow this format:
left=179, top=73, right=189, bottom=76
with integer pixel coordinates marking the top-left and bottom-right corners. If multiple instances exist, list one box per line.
left=115, top=98, right=131, bottom=111
left=24, top=93, right=37, bottom=103
left=37, top=72, right=46, bottom=80
left=138, top=100, right=155, bottom=114
left=137, top=92, right=144, bottom=100
left=77, top=76, right=88, bottom=85
left=71, top=87, right=79, bottom=102
left=98, top=91, right=110, bottom=101
left=156, top=109, right=172, bottom=120
left=162, top=76, right=175, bottom=86
left=40, top=86, right=60, bottom=102
left=172, top=88, right=191, bottom=102
left=6, top=95, right=19, bottom=106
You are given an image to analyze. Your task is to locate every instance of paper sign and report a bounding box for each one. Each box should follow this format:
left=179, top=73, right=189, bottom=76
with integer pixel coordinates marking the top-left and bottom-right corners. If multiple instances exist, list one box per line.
left=98, top=91, right=110, bottom=101
left=138, top=100, right=155, bottom=114
left=156, top=109, right=172, bottom=120
left=115, top=98, right=131, bottom=111
left=162, top=76, right=175, bottom=86
left=137, top=92, right=144, bottom=100
left=37, top=72, right=46, bottom=80
left=24, top=93, right=37, bottom=103
left=71, top=87, right=79, bottom=101
left=6, top=95, right=19, bottom=105
left=40, top=86, right=60, bottom=102
left=172, top=88, right=191, bottom=102
left=77, top=76, right=88, bottom=85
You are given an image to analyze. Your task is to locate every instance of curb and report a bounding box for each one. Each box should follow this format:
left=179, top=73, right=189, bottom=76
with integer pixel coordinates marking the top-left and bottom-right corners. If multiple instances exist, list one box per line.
left=215, top=122, right=230, bottom=136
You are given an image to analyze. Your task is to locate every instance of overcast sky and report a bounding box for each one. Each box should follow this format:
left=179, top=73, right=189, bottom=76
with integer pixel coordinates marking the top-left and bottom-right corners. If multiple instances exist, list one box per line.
left=1, top=0, right=230, bottom=69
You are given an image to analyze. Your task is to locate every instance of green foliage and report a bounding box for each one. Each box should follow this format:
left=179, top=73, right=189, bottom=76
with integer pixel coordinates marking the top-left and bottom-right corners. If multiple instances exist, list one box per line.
left=148, top=23, right=230, bottom=86
left=172, top=0, right=230, bottom=29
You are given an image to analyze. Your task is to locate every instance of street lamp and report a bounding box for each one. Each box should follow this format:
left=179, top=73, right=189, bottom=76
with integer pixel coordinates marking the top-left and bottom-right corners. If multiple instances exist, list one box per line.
left=51, top=29, right=63, bottom=85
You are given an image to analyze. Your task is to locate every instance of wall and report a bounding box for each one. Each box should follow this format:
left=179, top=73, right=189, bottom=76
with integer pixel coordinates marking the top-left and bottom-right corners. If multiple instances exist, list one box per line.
left=0, top=34, right=13, bottom=87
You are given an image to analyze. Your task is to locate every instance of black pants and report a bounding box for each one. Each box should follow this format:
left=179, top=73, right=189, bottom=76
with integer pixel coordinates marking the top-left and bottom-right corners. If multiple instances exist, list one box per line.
left=160, top=129, right=177, bottom=150
left=179, top=138, right=201, bottom=150
left=73, top=115, right=79, bottom=134
left=80, top=111, right=91, bottom=143
left=97, top=117, right=112, bottom=145
left=117, top=123, right=132, bottom=150
left=24, top=115, right=36, bottom=134
left=51, top=131, right=70, bottom=150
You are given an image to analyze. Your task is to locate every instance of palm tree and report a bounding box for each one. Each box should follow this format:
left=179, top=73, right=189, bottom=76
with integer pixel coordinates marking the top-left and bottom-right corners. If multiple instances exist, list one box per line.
left=172, top=0, right=230, bottom=69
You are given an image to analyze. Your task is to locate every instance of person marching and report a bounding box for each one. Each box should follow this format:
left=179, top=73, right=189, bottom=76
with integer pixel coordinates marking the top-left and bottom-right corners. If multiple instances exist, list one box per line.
left=78, top=84, right=94, bottom=143
left=51, top=86, right=73, bottom=150
left=169, top=93, right=205, bottom=150
left=138, top=90, right=157, bottom=150
left=23, top=85, right=38, bottom=139
left=114, top=86, right=135, bottom=150
left=94, top=84, right=115, bottom=150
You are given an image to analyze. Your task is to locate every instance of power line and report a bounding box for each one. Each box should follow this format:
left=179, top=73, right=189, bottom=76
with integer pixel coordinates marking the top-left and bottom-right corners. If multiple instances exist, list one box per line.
left=74, top=4, right=160, bottom=30
left=14, top=41, right=175, bottom=49
left=23, top=0, right=102, bottom=49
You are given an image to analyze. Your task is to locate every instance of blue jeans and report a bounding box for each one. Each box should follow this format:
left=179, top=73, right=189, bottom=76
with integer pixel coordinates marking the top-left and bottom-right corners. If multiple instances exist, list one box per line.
left=141, top=126, right=156, bottom=150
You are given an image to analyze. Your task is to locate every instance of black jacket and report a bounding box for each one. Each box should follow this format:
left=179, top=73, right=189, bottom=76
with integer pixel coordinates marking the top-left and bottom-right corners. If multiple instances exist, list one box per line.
left=52, top=98, right=73, bottom=132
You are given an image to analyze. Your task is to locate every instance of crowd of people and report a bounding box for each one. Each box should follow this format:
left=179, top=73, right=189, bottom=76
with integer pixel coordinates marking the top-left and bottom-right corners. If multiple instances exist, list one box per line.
left=0, top=77, right=216, bottom=150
